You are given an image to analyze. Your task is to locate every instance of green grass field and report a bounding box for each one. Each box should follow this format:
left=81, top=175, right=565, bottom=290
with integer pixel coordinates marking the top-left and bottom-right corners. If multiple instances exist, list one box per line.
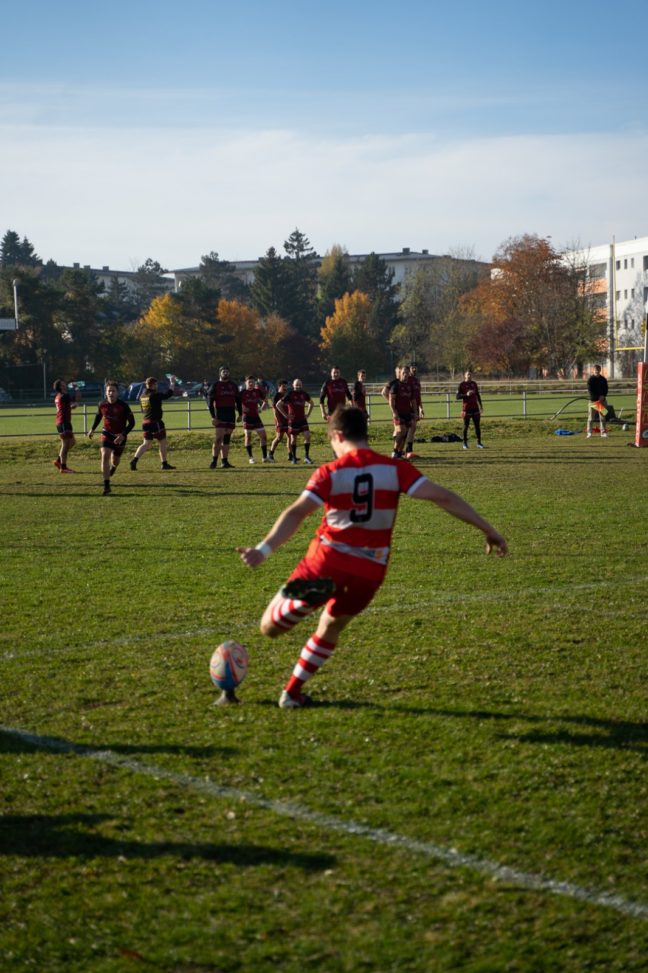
left=0, top=389, right=638, bottom=438
left=1, top=422, right=647, bottom=972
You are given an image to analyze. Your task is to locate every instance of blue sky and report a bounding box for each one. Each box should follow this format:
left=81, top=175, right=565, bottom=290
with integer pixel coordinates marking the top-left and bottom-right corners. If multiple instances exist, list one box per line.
left=2, top=0, right=647, bottom=269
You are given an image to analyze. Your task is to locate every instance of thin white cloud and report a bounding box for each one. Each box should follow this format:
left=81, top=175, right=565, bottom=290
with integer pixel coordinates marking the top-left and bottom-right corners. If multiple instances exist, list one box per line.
left=1, top=122, right=646, bottom=268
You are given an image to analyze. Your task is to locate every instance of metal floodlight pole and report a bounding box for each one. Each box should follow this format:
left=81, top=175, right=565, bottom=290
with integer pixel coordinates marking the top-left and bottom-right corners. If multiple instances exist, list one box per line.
left=12, top=279, right=19, bottom=328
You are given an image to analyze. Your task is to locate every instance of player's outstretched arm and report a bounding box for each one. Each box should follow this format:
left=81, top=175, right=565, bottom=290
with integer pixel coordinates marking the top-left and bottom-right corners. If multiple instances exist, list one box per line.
left=237, top=493, right=320, bottom=568
left=411, top=479, right=508, bottom=556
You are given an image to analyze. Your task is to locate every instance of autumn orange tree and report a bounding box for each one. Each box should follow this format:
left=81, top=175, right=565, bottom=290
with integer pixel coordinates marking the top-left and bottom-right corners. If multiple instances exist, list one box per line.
left=320, top=291, right=383, bottom=376
left=461, top=235, right=603, bottom=376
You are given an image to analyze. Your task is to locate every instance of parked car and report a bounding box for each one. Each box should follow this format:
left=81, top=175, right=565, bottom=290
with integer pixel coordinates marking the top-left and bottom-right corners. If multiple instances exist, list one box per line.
left=182, top=382, right=208, bottom=398
left=0, top=386, right=13, bottom=402
left=126, top=379, right=172, bottom=401
left=69, top=381, right=104, bottom=399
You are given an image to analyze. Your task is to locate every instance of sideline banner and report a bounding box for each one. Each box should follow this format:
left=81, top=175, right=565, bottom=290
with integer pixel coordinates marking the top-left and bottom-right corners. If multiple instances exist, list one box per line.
left=635, top=363, right=648, bottom=447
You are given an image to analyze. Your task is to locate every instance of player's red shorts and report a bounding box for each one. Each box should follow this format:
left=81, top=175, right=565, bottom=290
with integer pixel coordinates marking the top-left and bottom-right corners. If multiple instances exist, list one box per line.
left=287, top=556, right=383, bottom=618
left=288, top=419, right=309, bottom=436
left=243, top=416, right=264, bottom=431
left=142, top=420, right=166, bottom=441
left=274, top=419, right=288, bottom=434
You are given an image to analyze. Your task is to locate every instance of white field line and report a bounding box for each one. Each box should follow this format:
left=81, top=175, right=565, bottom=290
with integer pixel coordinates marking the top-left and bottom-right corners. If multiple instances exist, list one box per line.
left=2, top=574, right=648, bottom=663
left=1, top=723, right=646, bottom=921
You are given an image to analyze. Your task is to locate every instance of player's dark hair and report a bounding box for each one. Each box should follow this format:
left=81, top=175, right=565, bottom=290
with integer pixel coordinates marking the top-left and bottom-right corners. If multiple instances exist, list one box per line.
left=105, top=378, right=117, bottom=388
left=278, top=379, right=288, bottom=386
left=245, top=374, right=255, bottom=381
left=145, top=376, right=157, bottom=387
left=329, top=405, right=368, bottom=443
left=53, top=379, right=65, bottom=392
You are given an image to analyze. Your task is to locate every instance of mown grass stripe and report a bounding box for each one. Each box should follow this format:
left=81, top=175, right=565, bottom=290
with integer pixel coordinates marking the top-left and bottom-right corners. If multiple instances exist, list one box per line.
left=2, top=724, right=646, bottom=921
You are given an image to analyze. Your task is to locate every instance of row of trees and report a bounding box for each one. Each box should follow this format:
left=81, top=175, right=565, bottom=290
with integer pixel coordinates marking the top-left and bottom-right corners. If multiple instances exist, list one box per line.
left=1, top=227, right=607, bottom=396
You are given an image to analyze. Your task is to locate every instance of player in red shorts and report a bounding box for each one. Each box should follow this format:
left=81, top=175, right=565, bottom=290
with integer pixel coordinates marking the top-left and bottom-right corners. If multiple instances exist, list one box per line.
left=277, top=377, right=314, bottom=465
left=268, top=380, right=289, bottom=461
left=52, top=379, right=81, bottom=473
left=87, top=380, right=135, bottom=494
left=237, top=405, right=508, bottom=708
left=240, top=374, right=270, bottom=464
left=456, top=369, right=484, bottom=449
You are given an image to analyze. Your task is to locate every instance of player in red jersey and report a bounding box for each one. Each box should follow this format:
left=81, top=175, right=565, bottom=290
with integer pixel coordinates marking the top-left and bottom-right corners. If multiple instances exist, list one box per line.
left=319, top=366, right=352, bottom=421
left=237, top=405, right=508, bottom=708
left=352, top=368, right=369, bottom=420
left=404, top=363, right=424, bottom=459
left=269, top=379, right=289, bottom=461
left=277, top=378, right=314, bottom=465
left=456, top=369, right=484, bottom=449
left=52, top=379, right=81, bottom=473
left=386, top=363, right=415, bottom=458
left=241, top=375, right=271, bottom=464
left=207, top=366, right=241, bottom=469
left=129, top=376, right=179, bottom=470
left=87, top=380, right=135, bottom=494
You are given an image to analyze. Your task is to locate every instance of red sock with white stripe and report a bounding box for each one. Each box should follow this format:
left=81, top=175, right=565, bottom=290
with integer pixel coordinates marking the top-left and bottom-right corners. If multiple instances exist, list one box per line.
left=270, top=595, right=316, bottom=631
left=284, top=633, right=336, bottom=697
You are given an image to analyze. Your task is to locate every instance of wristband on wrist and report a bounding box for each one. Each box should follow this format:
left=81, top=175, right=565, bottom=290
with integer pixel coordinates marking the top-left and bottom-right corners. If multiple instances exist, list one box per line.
left=255, top=541, right=272, bottom=560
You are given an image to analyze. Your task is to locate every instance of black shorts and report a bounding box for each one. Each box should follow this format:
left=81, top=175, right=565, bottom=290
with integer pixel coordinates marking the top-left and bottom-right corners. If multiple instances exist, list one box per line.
left=288, top=419, right=309, bottom=435
left=243, top=416, right=264, bottom=431
left=215, top=407, right=236, bottom=431
left=143, top=420, right=166, bottom=441
left=101, top=432, right=127, bottom=456
left=56, top=422, right=74, bottom=438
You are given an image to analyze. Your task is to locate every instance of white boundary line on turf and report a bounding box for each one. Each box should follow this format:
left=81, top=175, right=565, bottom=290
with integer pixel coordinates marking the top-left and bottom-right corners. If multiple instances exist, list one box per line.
left=1, top=724, right=646, bottom=921
left=3, top=574, right=648, bottom=663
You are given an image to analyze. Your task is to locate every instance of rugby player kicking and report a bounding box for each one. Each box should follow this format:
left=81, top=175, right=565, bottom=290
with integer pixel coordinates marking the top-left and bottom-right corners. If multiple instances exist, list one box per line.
left=237, top=405, right=508, bottom=708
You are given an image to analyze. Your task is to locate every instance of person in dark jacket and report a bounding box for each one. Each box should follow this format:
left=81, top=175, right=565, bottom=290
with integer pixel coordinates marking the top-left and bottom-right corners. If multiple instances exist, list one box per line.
left=586, top=365, right=609, bottom=438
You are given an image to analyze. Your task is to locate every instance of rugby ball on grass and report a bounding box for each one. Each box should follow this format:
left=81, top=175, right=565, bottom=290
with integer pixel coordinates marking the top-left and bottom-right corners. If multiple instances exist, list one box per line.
left=210, top=640, right=249, bottom=691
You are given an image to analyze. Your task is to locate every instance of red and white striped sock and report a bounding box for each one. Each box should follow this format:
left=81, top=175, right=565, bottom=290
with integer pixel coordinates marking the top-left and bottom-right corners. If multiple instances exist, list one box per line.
left=285, top=633, right=336, bottom=696
left=270, top=595, right=316, bottom=632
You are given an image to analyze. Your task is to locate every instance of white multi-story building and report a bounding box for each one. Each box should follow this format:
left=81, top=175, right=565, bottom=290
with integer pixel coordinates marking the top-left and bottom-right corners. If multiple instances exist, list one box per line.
left=567, top=237, right=648, bottom=377
left=170, top=248, right=487, bottom=294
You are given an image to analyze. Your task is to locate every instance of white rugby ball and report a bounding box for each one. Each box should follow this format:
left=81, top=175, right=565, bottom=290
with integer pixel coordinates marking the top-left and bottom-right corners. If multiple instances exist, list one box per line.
left=210, top=640, right=249, bottom=691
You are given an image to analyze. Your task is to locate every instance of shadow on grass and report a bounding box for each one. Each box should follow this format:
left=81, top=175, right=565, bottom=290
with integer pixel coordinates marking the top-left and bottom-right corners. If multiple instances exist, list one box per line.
left=256, top=699, right=647, bottom=753
left=0, top=732, right=236, bottom=760
left=0, top=813, right=335, bottom=870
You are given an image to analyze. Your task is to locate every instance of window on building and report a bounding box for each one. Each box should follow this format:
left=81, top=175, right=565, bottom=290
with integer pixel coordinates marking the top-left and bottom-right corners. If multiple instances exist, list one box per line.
left=616, top=291, right=621, bottom=302
left=589, top=263, right=606, bottom=279
left=616, top=260, right=620, bottom=270
left=592, top=293, right=607, bottom=309
left=631, top=258, right=635, bottom=268
left=632, top=289, right=635, bottom=298
left=624, top=289, right=628, bottom=299
left=644, top=257, right=648, bottom=272
left=624, top=259, right=628, bottom=269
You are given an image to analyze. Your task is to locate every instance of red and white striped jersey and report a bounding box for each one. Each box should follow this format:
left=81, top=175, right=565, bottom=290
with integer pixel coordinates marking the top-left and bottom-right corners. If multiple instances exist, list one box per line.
left=302, top=447, right=426, bottom=579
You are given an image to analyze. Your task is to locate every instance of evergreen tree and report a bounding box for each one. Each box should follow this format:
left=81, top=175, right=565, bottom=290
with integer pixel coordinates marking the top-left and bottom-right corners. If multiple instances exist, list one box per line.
left=318, top=245, right=352, bottom=324
left=199, top=251, right=249, bottom=301
left=1, top=230, right=41, bottom=267
left=251, top=247, right=294, bottom=320
left=132, top=258, right=169, bottom=313
left=352, top=252, right=400, bottom=369
left=283, top=228, right=319, bottom=338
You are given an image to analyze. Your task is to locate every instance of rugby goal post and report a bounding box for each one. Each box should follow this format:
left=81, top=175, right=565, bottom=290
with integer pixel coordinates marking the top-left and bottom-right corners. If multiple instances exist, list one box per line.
left=634, top=324, right=648, bottom=446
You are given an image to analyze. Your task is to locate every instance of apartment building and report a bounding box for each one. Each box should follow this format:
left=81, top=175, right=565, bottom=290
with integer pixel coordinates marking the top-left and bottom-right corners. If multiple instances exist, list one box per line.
left=170, top=248, right=487, bottom=295
left=567, top=237, right=648, bottom=376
